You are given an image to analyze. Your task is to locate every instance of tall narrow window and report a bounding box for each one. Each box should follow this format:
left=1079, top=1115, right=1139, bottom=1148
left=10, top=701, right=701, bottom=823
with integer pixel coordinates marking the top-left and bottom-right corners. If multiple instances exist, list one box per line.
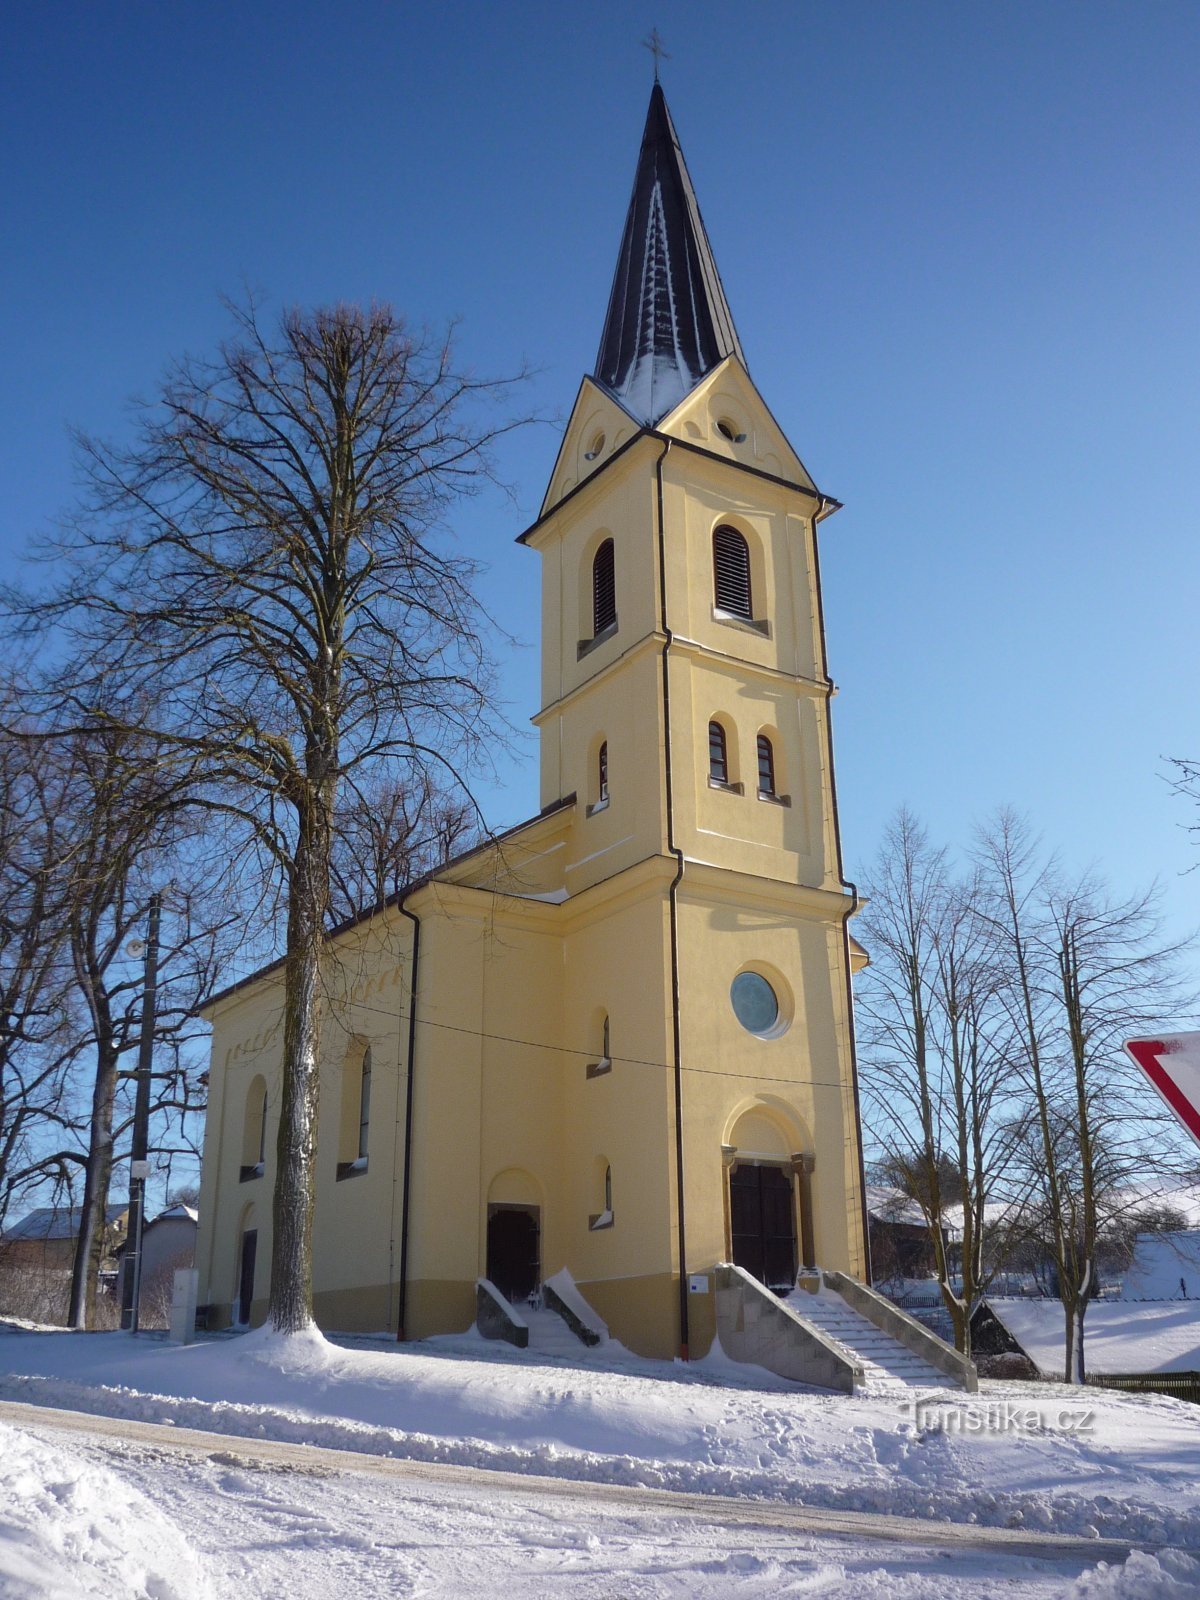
left=709, top=720, right=729, bottom=785
left=241, top=1077, right=267, bottom=1181
left=357, top=1047, right=372, bottom=1161
left=713, top=525, right=752, bottom=619
left=757, top=735, right=776, bottom=797
left=598, top=740, right=609, bottom=804
left=602, top=1015, right=610, bottom=1061
left=604, top=1165, right=612, bottom=1213
left=592, top=539, right=616, bottom=636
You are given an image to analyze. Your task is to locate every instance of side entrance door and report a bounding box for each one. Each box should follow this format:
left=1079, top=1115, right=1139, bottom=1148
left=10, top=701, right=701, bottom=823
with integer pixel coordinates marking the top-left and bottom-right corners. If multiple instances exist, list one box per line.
left=486, top=1207, right=539, bottom=1302
left=237, top=1229, right=257, bottom=1325
left=730, top=1163, right=797, bottom=1291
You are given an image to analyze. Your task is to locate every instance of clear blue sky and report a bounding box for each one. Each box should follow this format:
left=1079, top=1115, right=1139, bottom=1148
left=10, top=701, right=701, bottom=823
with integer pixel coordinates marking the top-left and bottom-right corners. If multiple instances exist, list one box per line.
left=3, top=1, right=1199, bottom=963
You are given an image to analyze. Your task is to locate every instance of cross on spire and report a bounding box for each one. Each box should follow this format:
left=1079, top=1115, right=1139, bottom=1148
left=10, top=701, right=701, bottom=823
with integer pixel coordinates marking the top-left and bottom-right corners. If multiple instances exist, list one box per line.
left=641, top=28, right=670, bottom=81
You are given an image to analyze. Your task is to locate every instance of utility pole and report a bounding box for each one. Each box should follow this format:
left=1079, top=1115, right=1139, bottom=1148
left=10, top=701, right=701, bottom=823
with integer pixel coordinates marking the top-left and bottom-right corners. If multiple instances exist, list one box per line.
left=121, top=892, right=161, bottom=1332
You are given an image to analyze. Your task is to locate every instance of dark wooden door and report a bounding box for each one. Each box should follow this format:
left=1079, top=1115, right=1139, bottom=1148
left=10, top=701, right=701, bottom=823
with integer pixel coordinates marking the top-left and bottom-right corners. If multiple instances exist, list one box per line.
left=486, top=1208, right=539, bottom=1301
left=237, top=1229, right=257, bottom=1325
left=730, top=1164, right=796, bottom=1291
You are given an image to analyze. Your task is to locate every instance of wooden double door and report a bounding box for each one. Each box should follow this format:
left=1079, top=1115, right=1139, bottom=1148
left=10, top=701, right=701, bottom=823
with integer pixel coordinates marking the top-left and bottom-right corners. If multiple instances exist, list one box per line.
left=730, top=1162, right=797, bottom=1292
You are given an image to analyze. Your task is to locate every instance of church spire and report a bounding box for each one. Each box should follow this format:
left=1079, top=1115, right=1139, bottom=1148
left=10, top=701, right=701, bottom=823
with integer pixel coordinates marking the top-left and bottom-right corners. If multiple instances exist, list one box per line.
left=594, top=84, right=746, bottom=425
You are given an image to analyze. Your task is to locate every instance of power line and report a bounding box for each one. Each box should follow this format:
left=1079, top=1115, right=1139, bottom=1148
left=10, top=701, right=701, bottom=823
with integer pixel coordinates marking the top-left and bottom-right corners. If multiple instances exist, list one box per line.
left=335, top=989, right=859, bottom=1099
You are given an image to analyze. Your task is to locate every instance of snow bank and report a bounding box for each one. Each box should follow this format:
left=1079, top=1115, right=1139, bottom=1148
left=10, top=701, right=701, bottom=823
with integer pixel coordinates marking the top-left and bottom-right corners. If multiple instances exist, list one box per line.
left=1069, top=1549, right=1200, bottom=1597
left=0, top=1418, right=209, bottom=1599
left=2, top=1326, right=1200, bottom=1552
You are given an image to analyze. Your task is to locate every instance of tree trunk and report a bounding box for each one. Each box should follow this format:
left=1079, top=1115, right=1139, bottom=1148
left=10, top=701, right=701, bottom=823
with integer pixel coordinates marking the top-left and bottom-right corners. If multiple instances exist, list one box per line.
left=68, top=1045, right=118, bottom=1329
left=268, top=800, right=332, bottom=1333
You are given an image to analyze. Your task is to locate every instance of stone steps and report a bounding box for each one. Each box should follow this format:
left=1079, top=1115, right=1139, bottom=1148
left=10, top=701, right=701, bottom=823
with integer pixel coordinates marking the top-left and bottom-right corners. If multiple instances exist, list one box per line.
left=783, top=1289, right=947, bottom=1388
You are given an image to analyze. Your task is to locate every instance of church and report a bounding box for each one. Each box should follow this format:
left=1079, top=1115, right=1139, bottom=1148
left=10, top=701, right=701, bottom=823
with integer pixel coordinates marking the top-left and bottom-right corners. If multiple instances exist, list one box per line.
left=194, top=84, right=874, bottom=1362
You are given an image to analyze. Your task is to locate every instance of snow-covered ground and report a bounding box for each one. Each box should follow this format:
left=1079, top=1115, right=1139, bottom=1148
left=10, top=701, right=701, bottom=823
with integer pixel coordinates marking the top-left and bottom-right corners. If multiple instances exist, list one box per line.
left=1, top=1318, right=1200, bottom=1595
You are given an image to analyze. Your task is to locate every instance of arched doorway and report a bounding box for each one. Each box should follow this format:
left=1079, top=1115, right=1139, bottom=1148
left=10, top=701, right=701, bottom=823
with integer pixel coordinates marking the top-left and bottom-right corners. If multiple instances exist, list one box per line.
left=724, top=1102, right=810, bottom=1293
left=486, top=1208, right=539, bottom=1301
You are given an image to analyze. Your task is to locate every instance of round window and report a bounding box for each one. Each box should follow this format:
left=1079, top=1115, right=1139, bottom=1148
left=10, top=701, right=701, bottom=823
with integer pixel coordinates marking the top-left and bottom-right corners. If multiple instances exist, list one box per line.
left=584, top=431, right=606, bottom=461
left=730, top=971, right=780, bottom=1035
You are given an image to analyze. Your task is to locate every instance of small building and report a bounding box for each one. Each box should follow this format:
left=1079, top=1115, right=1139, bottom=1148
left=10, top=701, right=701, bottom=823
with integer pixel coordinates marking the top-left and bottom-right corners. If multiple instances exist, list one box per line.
left=117, top=1204, right=198, bottom=1311
left=0, top=1205, right=128, bottom=1272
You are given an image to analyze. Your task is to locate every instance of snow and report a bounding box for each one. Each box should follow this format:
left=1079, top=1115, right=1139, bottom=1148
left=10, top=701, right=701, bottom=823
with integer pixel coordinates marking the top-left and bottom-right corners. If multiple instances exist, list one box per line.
left=475, top=1276, right=527, bottom=1327
left=543, top=1267, right=609, bottom=1336
left=0, top=1419, right=208, bottom=1599
left=988, top=1296, right=1200, bottom=1376
left=0, top=1321, right=1198, bottom=1563
left=1120, top=1232, right=1200, bottom=1300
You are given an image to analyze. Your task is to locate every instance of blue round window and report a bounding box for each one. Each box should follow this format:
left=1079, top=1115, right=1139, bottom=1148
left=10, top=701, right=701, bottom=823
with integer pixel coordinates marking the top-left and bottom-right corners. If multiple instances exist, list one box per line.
left=730, top=971, right=779, bottom=1035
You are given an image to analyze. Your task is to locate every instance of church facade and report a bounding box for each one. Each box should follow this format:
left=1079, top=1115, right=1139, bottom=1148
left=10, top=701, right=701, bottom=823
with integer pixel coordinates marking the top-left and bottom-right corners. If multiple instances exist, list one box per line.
left=194, top=85, right=870, bottom=1360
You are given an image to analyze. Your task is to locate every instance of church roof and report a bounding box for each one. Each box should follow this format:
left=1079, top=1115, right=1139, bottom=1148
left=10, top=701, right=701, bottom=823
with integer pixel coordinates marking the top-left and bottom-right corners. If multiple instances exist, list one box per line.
left=594, top=83, right=745, bottom=425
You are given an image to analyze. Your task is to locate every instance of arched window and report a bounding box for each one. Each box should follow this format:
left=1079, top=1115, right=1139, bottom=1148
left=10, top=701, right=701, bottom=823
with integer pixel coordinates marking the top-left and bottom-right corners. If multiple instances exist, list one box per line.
left=240, top=1077, right=267, bottom=1181
left=588, top=1012, right=612, bottom=1078
left=713, top=525, right=752, bottom=619
left=592, top=538, right=616, bottom=636
left=338, top=1046, right=372, bottom=1178
left=708, top=720, right=729, bottom=785
left=598, top=740, right=609, bottom=804
left=757, top=734, right=776, bottom=798
left=357, top=1046, right=372, bottom=1161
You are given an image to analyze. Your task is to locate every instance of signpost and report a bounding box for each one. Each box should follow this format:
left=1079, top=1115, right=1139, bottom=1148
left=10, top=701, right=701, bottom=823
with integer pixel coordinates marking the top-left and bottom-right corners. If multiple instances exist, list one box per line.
left=1123, top=1032, right=1200, bottom=1149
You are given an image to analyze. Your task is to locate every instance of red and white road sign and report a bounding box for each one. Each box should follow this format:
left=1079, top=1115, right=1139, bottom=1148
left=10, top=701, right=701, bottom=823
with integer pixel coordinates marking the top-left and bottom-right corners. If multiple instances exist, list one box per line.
left=1124, top=1032, right=1200, bottom=1149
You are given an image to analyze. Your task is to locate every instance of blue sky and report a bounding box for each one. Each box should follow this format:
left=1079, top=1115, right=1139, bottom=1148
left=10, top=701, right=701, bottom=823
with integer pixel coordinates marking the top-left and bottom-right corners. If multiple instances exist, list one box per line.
left=3, top=1, right=1199, bottom=963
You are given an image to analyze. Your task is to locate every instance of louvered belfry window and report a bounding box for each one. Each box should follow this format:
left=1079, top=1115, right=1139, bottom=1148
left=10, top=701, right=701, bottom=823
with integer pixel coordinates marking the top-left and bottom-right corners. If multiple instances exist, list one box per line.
left=709, top=721, right=729, bottom=785
left=713, top=525, right=752, bottom=618
left=757, top=735, right=776, bottom=796
left=593, top=539, right=616, bottom=635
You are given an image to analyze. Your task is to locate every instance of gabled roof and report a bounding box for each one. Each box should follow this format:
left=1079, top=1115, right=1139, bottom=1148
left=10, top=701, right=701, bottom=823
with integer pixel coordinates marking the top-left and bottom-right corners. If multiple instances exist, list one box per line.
left=1, top=1205, right=127, bottom=1242
left=595, top=83, right=745, bottom=425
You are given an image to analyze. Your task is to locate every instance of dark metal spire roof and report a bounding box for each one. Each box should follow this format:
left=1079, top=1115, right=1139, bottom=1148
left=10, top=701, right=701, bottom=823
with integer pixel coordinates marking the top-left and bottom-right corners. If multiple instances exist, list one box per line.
left=595, top=84, right=746, bottom=424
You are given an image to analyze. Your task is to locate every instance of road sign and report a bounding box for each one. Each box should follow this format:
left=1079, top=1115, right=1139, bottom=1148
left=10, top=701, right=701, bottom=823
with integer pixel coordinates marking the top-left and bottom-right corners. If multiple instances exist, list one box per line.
left=1124, top=1033, right=1200, bottom=1148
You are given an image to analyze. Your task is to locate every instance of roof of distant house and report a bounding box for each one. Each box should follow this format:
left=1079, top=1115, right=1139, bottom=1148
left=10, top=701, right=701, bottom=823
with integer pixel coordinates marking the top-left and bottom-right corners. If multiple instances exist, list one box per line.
left=150, top=1205, right=198, bottom=1225
left=1, top=1205, right=128, bottom=1242
left=985, top=1295, right=1200, bottom=1376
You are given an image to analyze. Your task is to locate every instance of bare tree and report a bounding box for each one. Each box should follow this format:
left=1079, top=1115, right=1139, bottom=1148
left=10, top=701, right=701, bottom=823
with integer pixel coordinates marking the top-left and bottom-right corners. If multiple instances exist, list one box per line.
left=329, top=771, right=475, bottom=921
left=976, top=810, right=1195, bottom=1382
left=47, top=720, right=227, bottom=1327
left=10, top=302, right=524, bottom=1332
left=858, top=809, right=1019, bottom=1356
left=0, top=711, right=79, bottom=1229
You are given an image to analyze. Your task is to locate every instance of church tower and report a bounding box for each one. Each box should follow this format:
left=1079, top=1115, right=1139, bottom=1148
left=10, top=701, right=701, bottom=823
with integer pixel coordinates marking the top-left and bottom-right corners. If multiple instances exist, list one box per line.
left=520, top=84, right=870, bottom=1355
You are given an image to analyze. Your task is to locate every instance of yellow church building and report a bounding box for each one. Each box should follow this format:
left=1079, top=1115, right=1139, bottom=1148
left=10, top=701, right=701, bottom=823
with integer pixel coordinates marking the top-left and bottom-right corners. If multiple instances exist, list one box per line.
left=194, top=86, right=958, bottom=1383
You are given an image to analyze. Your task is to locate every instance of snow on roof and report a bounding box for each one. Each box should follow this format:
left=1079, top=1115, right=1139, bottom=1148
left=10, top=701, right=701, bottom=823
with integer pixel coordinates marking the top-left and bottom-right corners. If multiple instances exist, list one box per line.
left=152, top=1205, right=199, bottom=1225
left=1120, top=1232, right=1200, bottom=1301
left=987, top=1296, right=1200, bottom=1377
left=1, top=1206, right=127, bottom=1242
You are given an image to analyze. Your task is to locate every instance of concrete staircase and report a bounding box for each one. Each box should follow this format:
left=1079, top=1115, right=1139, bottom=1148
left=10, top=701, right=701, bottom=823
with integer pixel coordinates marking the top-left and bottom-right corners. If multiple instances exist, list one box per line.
left=783, top=1285, right=946, bottom=1388
left=524, top=1305, right=595, bottom=1359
